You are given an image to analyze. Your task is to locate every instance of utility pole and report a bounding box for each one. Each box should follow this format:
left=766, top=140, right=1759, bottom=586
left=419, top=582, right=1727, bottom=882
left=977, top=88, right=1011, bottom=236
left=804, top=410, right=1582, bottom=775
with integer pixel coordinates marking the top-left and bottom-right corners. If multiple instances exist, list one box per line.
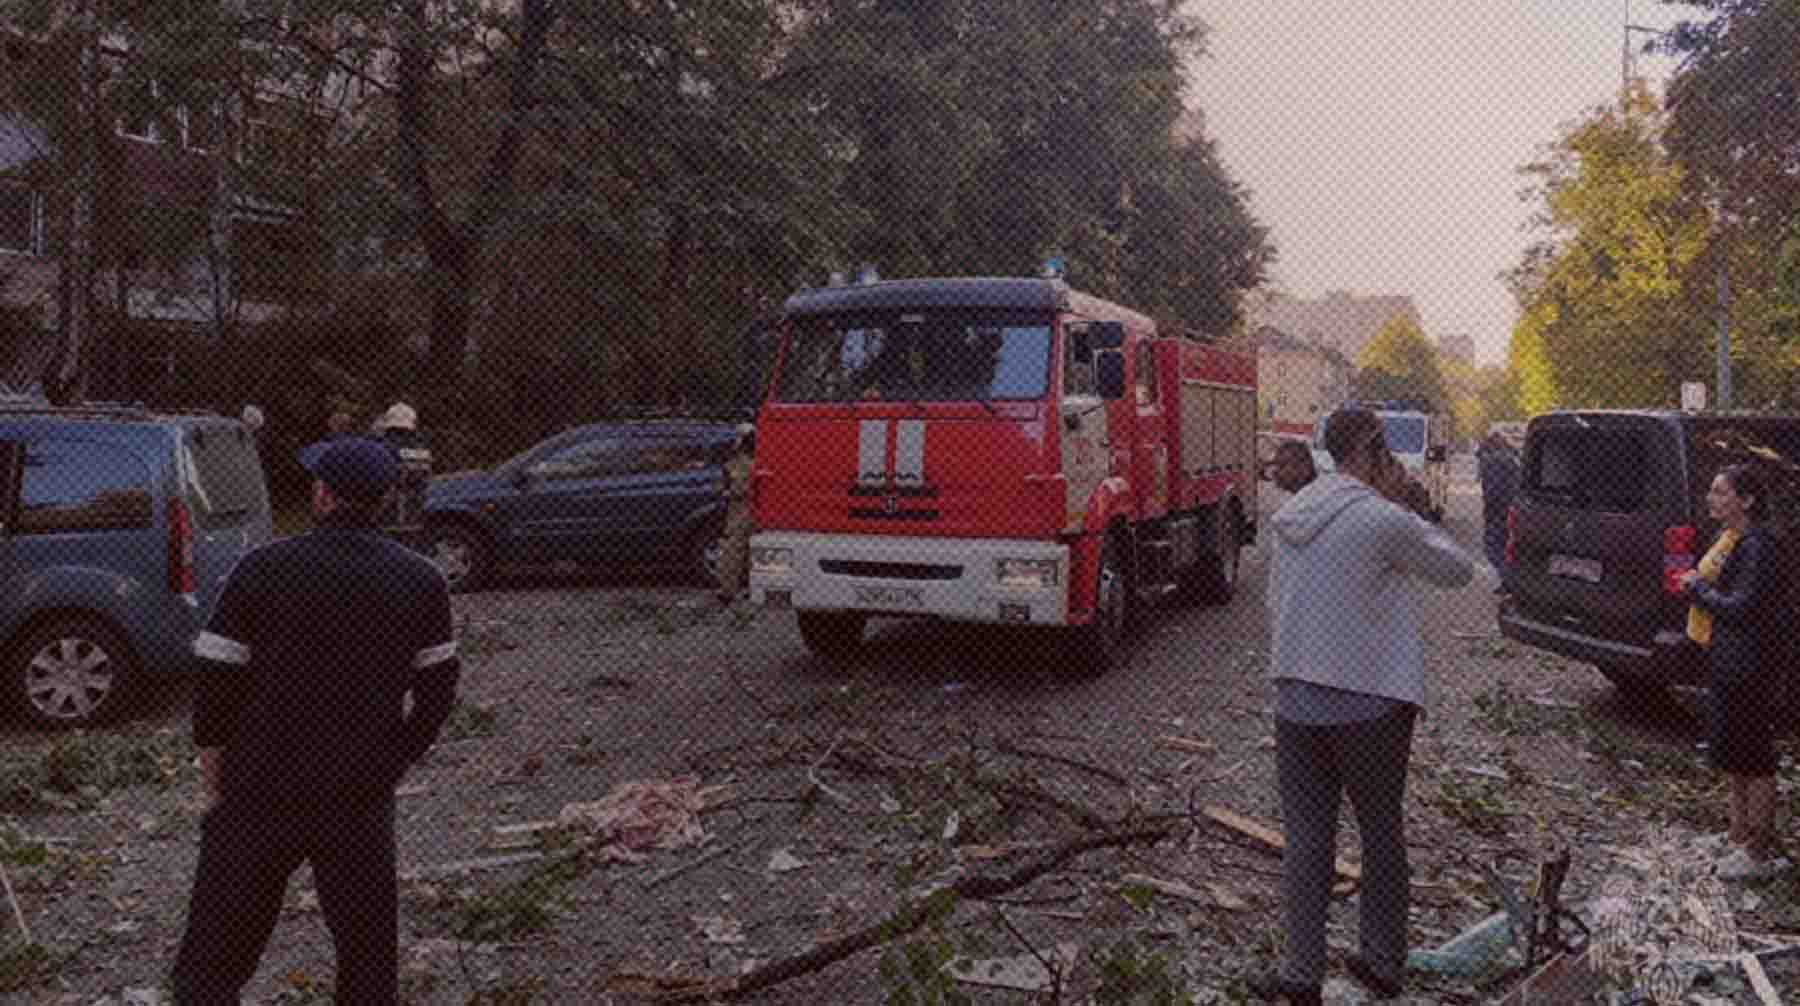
left=1717, top=252, right=1732, bottom=410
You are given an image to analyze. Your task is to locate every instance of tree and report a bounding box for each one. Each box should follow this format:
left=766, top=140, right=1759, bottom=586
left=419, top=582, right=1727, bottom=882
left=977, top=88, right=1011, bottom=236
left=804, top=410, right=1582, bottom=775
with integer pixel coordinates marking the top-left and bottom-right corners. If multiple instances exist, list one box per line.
left=1353, top=312, right=1447, bottom=409
left=1504, top=87, right=1714, bottom=408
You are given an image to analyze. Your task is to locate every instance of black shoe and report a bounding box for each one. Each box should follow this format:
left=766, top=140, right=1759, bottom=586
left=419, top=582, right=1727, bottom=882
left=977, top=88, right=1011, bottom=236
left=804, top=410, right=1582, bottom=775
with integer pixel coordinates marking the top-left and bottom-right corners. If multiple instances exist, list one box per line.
left=1245, top=969, right=1323, bottom=1006
left=1346, top=954, right=1403, bottom=999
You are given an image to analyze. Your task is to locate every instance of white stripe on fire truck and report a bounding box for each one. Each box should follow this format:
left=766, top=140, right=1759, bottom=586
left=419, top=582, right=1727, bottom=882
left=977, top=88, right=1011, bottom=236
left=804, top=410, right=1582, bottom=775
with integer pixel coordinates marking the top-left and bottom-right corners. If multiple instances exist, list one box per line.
left=857, top=420, right=887, bottom=485
left=894, top=420, right=925, bottom=486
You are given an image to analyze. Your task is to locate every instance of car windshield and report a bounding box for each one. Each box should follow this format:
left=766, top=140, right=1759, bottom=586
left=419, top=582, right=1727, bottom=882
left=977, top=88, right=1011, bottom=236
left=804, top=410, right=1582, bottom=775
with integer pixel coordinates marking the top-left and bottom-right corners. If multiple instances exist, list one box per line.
left=1380, top=415, right=1426, bottom=454
left=1310, top=414, right=1427, bottom=455
left=775, top=310, right=1053, bottom=404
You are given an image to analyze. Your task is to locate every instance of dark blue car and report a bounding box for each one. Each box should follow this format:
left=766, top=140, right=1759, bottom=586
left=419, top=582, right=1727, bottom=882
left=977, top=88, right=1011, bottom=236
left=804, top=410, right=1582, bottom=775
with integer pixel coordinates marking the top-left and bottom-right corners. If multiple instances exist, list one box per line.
left=423, top=421, right=738, bottom=591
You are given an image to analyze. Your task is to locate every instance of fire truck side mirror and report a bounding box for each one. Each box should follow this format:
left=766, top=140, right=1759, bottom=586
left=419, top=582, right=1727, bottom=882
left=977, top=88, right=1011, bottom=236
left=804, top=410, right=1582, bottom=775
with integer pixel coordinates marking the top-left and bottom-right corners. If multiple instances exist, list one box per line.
left=1096, top=351, right=1127, bottom=400
left=1092, top=321, right=1125, bottom=349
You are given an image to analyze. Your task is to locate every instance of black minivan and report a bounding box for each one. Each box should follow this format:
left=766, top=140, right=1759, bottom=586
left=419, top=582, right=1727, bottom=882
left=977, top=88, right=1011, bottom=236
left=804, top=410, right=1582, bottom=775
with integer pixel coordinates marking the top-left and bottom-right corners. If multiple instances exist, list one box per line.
left=1498, top=410, right=1800, bottom=701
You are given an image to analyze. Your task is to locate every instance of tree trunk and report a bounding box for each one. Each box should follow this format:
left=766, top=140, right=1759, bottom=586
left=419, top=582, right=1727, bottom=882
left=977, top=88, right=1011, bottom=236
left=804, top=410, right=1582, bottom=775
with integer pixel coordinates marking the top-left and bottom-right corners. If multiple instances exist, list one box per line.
left=395, top=0, right=556, bottom=391
left=656, top=212, right=693, bottom=404
left=48, top=1, right=99, bottom=406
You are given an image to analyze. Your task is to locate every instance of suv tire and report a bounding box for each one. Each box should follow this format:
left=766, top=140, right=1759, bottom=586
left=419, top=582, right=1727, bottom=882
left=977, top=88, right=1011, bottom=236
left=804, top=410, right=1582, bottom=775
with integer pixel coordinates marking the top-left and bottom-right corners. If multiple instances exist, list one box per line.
left=9, top=616, right=139, bottom=728
left=1596, top=664, right=1670, bottom=706
left=797, top=611, right=866, bottom=662
left=689, top=515, right=726, bottom=589
left=428, top=523, right=493, bottom=593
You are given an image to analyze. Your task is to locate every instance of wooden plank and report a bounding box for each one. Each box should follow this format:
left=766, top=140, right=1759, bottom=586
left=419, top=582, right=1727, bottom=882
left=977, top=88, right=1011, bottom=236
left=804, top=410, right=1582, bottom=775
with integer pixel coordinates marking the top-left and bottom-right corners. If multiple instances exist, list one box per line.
left=1200, top=804, right=1361, bottom=881
left=1496, top=951, right=1604, bottom=1006
left=1158, top=736, right=1217, bottom=755
left=1120, top=872, right=1249, bottom=911
left=1741, top=953, right=1784, bottom=1006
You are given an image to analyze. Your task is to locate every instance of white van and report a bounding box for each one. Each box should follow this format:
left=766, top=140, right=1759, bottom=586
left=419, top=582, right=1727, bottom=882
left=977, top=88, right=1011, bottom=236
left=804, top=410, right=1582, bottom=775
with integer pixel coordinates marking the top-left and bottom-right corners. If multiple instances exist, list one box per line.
left=1310, top=403, right=1450, bottom=521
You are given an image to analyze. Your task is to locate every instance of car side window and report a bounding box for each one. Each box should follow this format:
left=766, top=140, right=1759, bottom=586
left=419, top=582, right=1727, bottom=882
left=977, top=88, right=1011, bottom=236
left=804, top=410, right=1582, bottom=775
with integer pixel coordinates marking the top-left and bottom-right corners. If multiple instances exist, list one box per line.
left=531, top=438, right=623, bottom=480
left=617, top=439, right=713, bottom=476
left=16, top=439, right=153, bottom=533
left=1064, top=323, right=1095, bottom=396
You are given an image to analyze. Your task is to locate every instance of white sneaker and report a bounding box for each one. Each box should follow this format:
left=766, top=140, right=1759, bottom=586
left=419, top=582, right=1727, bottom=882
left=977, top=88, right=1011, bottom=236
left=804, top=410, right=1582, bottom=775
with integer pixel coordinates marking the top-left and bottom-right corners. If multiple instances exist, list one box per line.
left=1716, top=849, right=1793, bottom=881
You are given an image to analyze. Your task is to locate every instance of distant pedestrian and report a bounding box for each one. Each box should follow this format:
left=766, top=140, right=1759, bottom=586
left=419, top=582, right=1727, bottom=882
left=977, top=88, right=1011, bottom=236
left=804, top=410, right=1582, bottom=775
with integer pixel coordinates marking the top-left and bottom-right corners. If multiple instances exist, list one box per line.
left=1477, top=429, right=1520, bottom=592
left=170, top=437, right=460, bottom=1005
left=1679, top=463, right=1792, bottom=881
left=1271, top=440, right=1317, bottom=495
left=717, top=423, right=756, bottom=605
left=327, top=410, right=355, bottom=439
left=373, top=402, right=433, bottom=550
left=1251, top=407, right=1474, bottom=1006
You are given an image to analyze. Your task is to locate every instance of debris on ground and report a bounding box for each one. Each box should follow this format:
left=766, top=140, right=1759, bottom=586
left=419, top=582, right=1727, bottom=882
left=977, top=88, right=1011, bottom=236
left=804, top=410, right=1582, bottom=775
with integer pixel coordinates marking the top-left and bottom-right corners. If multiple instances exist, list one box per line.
left=556, top=776, right=731, bottom=863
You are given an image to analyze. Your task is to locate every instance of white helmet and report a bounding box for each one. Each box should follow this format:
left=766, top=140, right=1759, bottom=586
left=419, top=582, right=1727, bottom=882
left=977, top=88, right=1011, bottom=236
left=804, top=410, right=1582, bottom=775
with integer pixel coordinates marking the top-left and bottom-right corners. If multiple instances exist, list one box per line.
left=376, top=402, right=418, bottom=432
left=240, top=404, right=265, bottom=431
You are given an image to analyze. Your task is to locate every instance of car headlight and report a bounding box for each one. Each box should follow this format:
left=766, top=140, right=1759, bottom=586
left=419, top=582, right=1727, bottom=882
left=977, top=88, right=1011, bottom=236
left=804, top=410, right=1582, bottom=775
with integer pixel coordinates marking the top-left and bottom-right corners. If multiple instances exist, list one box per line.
left=751, top=547, right=793, bottom=573
left=995, top=557, right=1058, bottom=588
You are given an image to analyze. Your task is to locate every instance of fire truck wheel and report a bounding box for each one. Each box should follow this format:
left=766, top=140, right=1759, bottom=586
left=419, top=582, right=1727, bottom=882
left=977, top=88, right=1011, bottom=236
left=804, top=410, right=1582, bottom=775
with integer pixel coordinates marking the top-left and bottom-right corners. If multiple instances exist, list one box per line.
left=797, top=611, right=867, bottom=662
left=1073, top=535, right=1128, bottom=673
left=1181, top=509, right=1239, bottom=606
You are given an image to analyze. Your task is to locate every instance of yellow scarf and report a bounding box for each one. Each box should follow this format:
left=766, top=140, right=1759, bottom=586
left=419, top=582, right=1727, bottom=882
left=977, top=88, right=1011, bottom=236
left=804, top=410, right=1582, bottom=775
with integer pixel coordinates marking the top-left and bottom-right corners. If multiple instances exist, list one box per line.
left=1686, top=528, right=1741, bottom=647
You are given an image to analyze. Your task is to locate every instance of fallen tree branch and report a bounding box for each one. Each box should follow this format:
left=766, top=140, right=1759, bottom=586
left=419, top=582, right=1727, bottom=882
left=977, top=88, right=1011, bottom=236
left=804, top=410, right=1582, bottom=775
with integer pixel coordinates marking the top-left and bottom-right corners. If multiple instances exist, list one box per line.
left=997, top=738, right=1131, bottom=787
left=604, top=823, right=1176, bottom=1002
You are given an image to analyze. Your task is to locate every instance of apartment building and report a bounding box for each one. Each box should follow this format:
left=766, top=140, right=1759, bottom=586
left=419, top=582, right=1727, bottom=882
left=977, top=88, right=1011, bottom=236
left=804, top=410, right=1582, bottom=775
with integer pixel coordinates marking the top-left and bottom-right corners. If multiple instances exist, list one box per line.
left=1253, top=324, right=1351, bottom=436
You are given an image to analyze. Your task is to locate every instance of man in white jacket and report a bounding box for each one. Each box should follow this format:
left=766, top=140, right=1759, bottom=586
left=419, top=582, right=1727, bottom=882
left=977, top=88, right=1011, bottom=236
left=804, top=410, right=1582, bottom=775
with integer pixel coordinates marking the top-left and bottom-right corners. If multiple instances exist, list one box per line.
left=1250, top=408, right=1474, bottom=1006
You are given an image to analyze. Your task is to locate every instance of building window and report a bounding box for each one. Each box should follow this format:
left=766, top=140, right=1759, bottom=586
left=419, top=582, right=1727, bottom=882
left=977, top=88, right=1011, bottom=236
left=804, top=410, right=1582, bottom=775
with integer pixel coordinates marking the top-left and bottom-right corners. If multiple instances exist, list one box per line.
left=184, top=103, right=224, bottom=152
left=0, top=184, right=40, bottom=255
left=116, top=79, right=162, bottom=143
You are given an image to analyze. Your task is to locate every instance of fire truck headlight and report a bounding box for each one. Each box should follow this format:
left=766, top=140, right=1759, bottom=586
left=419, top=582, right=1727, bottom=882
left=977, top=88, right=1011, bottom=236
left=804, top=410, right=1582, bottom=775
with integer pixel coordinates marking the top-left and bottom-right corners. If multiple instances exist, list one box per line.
left=995, top=558, right=1058, bottom=588
left=751, top=547, right=793, bottom=573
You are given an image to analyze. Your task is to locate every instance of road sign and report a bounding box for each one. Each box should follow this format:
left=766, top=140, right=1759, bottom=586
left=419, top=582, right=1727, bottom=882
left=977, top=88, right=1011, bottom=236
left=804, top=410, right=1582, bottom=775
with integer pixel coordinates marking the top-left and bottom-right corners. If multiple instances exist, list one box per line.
left=1681, top=381, right=1706, bottom=411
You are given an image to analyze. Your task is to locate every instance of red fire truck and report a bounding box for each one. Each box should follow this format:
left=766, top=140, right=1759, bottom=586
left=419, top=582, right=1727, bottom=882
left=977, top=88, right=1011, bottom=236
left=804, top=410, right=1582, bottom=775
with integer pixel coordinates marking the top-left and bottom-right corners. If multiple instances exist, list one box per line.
left=747, top=277, right=1257, bottom=671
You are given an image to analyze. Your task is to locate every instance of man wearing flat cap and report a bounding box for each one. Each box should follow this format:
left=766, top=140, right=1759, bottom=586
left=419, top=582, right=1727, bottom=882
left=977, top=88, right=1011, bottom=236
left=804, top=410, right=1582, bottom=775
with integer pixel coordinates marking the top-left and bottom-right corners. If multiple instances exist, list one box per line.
left=170, top=437, right=461, bottom=1005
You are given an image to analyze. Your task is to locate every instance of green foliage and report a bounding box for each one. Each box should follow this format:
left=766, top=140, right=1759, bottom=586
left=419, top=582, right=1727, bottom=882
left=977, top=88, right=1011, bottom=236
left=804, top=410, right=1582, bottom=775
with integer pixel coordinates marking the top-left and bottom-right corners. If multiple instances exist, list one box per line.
left=1090, top=938, right=1192, bottom=1006
left=1353, top=312, right=1447, bottom=408
left=879, top=925, right=973, bottom=1006
left=451, top=850, right=593, bottom=943
left=0, top=730, right=188, bottom=811
left=441, top=699, right=498, bottom=742
left=0, top=940, right=61, bottom=994
left=1507, top=91, right=1715, bottom=409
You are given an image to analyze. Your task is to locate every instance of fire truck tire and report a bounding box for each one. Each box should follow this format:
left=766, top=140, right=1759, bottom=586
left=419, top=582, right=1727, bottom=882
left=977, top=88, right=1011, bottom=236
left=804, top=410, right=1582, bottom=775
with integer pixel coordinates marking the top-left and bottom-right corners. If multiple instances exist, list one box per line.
left=1183, top=509, right=1240, bottom=606
left=1072, top=535, right=1128, bottom=673
left=797, top=611, right=867, bottom=662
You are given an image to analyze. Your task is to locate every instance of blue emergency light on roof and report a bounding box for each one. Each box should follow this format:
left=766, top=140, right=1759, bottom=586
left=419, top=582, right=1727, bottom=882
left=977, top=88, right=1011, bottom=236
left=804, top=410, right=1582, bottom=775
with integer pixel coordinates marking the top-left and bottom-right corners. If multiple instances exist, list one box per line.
left=855, top=264, right=880, bottom=285
left=1041, top=256, right=1065, bottom=279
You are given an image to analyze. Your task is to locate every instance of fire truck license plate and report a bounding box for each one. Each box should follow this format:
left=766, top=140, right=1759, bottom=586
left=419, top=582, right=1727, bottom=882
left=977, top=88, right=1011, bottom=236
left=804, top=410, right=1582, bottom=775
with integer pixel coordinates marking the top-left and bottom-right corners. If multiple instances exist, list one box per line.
left=853, top=586, right=925, bottom=608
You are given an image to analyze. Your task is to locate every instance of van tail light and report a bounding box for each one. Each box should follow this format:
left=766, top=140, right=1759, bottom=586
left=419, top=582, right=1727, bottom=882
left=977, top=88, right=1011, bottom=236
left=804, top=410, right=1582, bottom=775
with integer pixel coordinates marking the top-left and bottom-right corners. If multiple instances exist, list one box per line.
left=168, top=497, right=196, bottom=598
left=1503, top=505, right=1518, bottom=567
left=1662, top=524, right=1697, bottom=596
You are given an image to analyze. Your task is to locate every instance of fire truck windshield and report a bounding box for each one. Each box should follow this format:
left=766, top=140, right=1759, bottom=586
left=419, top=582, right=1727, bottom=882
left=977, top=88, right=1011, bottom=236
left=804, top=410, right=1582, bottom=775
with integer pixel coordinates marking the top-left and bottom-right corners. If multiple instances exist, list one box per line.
left=774, top=311, right=1053, bottom=404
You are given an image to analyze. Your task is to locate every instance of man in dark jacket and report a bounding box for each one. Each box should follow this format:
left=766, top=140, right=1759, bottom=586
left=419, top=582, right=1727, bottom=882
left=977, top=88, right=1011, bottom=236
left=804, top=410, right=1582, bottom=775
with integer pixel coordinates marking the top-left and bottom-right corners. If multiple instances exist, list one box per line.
left=373, top=402, right=433, bottom=550
left=1477, top=430, right=1520, bottom=593
left=170, top=437, right=460, bottom=1005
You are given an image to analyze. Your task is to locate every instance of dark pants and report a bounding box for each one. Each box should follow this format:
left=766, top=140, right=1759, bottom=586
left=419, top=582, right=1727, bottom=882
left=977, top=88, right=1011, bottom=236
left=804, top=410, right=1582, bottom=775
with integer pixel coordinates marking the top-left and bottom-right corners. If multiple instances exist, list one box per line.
left=1276, top=706, right=1418, bottom=987
left=1482, top=512, right=1508, bottom=576
left=171, top=791, right=399, bottom=1006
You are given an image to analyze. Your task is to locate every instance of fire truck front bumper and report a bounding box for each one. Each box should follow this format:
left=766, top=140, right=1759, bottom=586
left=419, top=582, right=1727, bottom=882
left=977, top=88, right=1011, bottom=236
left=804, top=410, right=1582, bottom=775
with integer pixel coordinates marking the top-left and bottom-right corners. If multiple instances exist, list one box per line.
left=748, top=531, right=1070, bottom=625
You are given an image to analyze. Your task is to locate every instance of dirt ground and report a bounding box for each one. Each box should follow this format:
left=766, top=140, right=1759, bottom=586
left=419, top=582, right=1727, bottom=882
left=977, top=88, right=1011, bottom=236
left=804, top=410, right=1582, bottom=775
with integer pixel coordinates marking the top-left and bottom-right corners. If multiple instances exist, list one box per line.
left=0, top=477, right=1795, bottom=1005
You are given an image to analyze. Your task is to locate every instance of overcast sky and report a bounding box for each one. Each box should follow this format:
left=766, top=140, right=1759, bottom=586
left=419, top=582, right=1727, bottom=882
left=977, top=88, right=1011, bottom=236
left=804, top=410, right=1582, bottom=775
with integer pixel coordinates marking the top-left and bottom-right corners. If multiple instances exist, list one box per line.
left=1189, top=1, right=1706, bottom=367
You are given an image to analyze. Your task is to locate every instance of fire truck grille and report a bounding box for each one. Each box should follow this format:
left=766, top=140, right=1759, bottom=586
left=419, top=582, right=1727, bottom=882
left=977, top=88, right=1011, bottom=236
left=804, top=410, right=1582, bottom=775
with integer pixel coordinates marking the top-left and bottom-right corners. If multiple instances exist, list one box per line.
left=818, top=560, right=962, bottom=581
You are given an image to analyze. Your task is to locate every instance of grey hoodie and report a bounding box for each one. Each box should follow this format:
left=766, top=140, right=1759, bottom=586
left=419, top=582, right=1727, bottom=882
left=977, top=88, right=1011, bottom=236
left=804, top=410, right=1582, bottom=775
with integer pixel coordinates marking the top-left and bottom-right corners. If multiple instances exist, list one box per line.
left=1268, top=473, right=1473, bottom=707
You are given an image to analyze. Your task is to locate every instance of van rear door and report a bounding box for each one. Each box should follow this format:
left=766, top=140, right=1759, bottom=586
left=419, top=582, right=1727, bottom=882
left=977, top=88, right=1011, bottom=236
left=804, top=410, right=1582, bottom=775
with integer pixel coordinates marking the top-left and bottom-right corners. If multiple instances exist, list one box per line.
left=1508, top=414, right=1683, bottom=653
left=180, top=422, right=273, bottom=615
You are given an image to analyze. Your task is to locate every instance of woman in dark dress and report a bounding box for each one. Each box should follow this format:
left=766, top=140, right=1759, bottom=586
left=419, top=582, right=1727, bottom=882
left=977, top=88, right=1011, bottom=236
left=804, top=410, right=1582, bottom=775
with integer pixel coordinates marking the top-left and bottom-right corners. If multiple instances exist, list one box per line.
left=1680, top=464, right=1791, bottom=880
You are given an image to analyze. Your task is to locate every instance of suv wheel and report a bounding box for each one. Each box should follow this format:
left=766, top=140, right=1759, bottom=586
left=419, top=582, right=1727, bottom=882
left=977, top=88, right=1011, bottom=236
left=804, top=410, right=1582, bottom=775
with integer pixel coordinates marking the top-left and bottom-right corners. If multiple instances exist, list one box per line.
left=690, top=516, right=726, bottom=589
left=1596, top=665, right=1669, bottom=706
left=428, top=523, right=493, bottom=593
left=9, top=617, right=138, bottom=728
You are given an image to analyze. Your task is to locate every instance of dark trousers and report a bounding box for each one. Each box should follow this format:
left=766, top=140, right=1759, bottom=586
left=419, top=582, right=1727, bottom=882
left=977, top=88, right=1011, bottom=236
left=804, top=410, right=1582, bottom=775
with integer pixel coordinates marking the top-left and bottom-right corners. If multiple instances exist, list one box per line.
left=171, top=791, right=399, bottom=1006
left=1275, top=706, right=1417, bottom=987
